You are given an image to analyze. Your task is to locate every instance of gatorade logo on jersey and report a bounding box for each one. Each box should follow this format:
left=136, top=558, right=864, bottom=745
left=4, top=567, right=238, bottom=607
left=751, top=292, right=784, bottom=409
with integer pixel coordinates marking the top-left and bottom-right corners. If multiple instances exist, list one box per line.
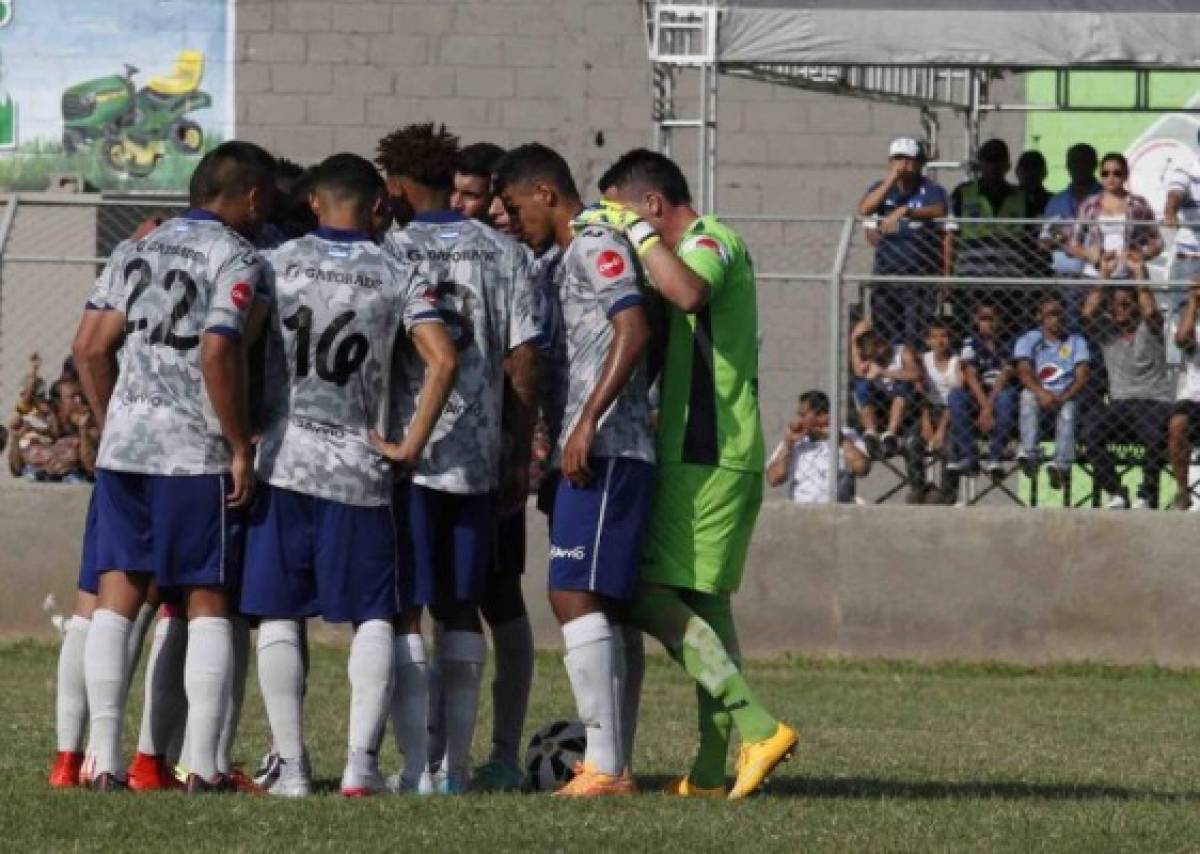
left=231, top=282, right=253, bottom=311
left=597, top=250, right=625, bottom=279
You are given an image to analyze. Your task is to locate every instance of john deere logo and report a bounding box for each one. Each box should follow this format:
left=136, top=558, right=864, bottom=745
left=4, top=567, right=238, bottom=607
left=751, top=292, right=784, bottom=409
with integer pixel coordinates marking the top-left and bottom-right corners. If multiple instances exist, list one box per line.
left=0, top=2, right=12, bottom=29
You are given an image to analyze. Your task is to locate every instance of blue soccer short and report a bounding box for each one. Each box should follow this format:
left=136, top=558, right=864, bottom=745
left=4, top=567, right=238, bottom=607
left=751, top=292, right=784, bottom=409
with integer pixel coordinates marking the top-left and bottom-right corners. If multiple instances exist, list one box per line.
left=93, top=469, right=245, bottom=593
left=548, top=457, right=654, bottom=601
left=393, top=481, right=495, bottom=610
left=77, top=491, right=101, bottom=596
left=241, top=484, right=399, bottom=624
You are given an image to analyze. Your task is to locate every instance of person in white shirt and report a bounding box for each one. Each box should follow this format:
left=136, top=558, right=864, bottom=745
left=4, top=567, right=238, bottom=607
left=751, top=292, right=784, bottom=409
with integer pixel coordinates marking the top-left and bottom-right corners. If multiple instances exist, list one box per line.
left=1167, top=281, right=1200, bottom=510
left=919, top=318, right=963, bottom=458
left=766, top=391, right=870, bottom=504
left=1163, top=160, right=1200, bottom=285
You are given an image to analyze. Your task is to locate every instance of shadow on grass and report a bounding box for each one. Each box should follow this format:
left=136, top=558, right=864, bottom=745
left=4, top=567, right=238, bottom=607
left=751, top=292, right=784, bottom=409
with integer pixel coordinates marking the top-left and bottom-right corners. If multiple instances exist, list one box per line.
left=636, top=774, right=1200, bottom=803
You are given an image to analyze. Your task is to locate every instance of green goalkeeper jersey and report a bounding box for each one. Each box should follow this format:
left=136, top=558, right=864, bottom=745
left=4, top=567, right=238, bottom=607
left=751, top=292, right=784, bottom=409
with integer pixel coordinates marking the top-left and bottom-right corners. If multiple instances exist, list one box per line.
left=656, top=215, right=764, bottom=473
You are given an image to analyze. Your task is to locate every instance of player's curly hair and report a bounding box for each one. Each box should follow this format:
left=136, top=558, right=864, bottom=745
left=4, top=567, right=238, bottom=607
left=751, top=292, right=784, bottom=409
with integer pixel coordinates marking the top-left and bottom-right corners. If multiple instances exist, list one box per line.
left=375, top=123, right=460, bottom=190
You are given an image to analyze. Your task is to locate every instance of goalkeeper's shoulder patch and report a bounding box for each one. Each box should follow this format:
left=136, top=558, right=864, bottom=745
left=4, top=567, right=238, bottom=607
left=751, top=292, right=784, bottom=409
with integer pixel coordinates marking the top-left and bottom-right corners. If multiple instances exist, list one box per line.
left=680, top=234, right=730, bottom=265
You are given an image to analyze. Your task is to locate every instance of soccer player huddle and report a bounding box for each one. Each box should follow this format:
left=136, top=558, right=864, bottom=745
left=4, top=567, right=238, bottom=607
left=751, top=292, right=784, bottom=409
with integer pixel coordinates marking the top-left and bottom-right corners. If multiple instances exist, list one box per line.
left=49, top=125, right=797, bottom=801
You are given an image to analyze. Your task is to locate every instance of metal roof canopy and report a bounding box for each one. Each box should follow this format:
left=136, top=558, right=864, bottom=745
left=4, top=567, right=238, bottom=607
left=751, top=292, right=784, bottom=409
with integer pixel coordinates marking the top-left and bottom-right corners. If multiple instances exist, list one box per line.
left=642, top=0, right=1200, bottom=211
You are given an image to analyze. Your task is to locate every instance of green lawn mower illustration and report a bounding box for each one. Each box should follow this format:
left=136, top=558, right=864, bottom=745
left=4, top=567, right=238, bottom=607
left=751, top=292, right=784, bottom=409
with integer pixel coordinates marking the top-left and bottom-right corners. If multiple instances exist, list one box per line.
left=60, top=50, right=211, bottom=177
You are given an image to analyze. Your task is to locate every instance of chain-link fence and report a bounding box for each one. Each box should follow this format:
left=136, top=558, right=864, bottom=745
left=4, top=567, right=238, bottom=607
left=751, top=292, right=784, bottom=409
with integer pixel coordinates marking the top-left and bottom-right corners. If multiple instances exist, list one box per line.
left=4, top=200, right=1199, bottom=511
left=0, top=194, right=186, bottom=435
left=835, top=215, right=1200, bottom=509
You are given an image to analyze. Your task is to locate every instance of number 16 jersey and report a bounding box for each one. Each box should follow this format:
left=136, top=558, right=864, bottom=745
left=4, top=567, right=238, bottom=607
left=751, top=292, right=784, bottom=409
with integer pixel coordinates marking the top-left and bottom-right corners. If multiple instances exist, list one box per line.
left=98, top=210, right=267, bottom=476
left=256, top=228, right=442, bottom=507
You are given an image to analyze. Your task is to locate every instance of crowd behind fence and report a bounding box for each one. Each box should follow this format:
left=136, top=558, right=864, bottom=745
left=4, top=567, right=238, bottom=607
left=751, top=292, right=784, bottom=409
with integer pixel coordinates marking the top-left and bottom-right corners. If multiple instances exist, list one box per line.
left=4, top=199, right=1200, bottom=511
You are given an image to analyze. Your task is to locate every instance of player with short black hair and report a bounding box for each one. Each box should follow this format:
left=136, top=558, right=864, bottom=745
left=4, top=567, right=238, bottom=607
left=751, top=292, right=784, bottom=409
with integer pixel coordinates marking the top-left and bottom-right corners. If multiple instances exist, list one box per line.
left=242, top=152, right=456, bottom=797
left=376, top=126, right=540, bottom=795
left=451, top=142, right=506, bottom=223
left=497, top=142, right=654, bottom=797
left=593, top=147, right=798, bottom=800
left=77, top=140, right=276, bottom=793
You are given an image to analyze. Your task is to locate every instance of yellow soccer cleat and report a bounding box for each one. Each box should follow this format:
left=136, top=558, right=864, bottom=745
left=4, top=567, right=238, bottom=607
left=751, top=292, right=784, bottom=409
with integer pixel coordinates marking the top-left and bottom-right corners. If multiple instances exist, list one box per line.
left=663, top=775, right=727, bottom=799
left=552, top=762, right=636, bottom=798
left=728, top=722, right=799, bottom=800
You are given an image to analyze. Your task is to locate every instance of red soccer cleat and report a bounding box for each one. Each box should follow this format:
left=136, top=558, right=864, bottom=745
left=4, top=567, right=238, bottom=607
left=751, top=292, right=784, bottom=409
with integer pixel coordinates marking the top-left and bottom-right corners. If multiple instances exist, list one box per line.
left=49, top=751, right=85, bottom=789
left=226, top=764, right=266, bottom=795
left=127, top=752, right=181, bottom=792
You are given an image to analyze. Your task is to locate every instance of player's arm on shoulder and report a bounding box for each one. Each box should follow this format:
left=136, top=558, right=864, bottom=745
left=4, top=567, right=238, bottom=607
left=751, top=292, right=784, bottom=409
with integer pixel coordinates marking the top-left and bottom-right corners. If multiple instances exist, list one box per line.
left=641, top=232, right=714, bottom=313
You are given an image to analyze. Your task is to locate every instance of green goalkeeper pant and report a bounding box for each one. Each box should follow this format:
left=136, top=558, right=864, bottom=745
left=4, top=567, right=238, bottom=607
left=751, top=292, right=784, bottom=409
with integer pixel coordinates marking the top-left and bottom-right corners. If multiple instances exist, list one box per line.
left=630, top=584, right=777, bottom=788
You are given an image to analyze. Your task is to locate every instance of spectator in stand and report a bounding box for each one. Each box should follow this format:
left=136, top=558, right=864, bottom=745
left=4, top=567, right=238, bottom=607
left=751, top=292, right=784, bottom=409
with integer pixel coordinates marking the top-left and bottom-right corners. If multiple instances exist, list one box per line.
left=1017, top=150, right=1052, bottom=217
left=1167, top=281, right=1200, bottom=510
left=857, top=137, right=948, bottom=347
left=920, top=318, right=965, bottom=504
left=1068, top=153, right=1163, bottom=281
left=766, top=390, right=870, bottom=504
left=1039, top=143, right=1102, bottom=327
left=1014, top=295, right=1091, bottom=489
left=7, top=354, right=98, bottom=482
left=1080, top=269, right=1171, bottom=508
left=948, top=301, right=1018, bottom=479
left=849, top=317, right=928, bottom=502
left=944, top=139, right=1035, bottom=338
left=1163, top=155, right=1200, bottom=284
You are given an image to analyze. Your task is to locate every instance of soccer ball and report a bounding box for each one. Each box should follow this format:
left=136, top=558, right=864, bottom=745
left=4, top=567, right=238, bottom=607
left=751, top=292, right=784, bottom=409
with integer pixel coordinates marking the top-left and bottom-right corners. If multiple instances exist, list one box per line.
left=524, top=719, right=586, bottom=792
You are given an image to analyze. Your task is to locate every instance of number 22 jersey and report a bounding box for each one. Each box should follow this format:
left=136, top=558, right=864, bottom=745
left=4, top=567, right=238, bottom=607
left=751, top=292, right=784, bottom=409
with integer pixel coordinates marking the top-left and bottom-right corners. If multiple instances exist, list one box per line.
left=256, top=228, right=442, bottom=507
left=98, top=210, right=267, bottom=476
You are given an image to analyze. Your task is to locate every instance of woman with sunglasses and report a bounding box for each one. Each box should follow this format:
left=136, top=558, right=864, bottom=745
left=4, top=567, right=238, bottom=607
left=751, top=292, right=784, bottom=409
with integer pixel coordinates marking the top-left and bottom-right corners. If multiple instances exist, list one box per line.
left=1068, top=153, right=1162, bottom=280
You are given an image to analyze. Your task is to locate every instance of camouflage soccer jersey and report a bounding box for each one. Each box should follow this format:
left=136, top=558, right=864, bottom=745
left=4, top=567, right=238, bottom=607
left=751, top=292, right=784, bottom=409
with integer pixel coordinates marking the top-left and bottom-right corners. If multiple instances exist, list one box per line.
left=384, top=213, right=540, bottom=494
left=97, top=211, right=267, bottom=476
left=556, top=222, right=655, bottom=464
left=256, top=229, right=442, bottom=507
left=85, top=239, right=133, bottom=311
left=530, top=243, right=568, bottom=448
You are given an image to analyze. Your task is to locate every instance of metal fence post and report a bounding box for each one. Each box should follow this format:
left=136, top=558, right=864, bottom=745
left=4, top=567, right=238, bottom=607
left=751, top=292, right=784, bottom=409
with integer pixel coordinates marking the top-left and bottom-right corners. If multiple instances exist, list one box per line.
left=0, top=193, right=21, bottom=406
left=827, top=215, right=856, bottom=503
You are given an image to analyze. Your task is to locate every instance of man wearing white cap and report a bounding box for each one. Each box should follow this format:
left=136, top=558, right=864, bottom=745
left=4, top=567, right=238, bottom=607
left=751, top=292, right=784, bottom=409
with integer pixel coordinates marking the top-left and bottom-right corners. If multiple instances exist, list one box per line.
left=858, top=137, right=948, bottom=348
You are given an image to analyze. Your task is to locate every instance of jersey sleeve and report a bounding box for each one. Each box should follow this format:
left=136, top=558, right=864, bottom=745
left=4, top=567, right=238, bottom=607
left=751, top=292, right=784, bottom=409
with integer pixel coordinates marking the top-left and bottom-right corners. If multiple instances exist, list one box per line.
left=578, top=228, right=643, bottom=318
left=399, top=266, right=444, bottom=332
left=506, top=243, right=541, bottom=351
left=678, top=231, right=731, bottom=292
left=1012, top=331, right=1036, bottom=361
left=207, top=242, right=266, bottom=339
left=1168, top=166, right=1192, bottom=196
left=1071, top=335, right=1090, bottom=365
left=86, top=242, right=127, bottom=310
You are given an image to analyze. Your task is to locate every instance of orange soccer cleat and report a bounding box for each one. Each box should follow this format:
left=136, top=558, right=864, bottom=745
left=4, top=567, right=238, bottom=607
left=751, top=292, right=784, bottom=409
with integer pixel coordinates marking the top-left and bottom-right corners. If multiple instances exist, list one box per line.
left=728, top=722, right=799, bottom=800
left=49, top=751, right=85, bottom=789
left=127, top=752, right=182, bottom=792
left=226, top=764, right=266, bottom=795
left=551, top=762, right=636, bottom=798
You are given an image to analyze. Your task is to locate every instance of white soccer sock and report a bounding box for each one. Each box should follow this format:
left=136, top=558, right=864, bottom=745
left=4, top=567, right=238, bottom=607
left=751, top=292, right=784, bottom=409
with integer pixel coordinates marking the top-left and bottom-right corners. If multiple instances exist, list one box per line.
left=391, top=632, right=429, bottom=785
left=426, top=620, right=447, bottom=770
left=562, top=612, right=622, bottom=776
left=217, top=614, right=251, bottom=774
left=617, top=623, right=644, bottom=770
left=442, top=630, right=486, bottom=787
left=488, top=615, right=534, bottom=768
left=55, top=615, right=90, bottom=753
left=83, top=609, right=132, bottom=777
left=183, top=616, right=233, bottom=781
left=257, top=620, right=305, bottom=762
left=347, top=620, right=394, bottom=756
left=124, top=603, right=155, bottom=684
left=136, top=615, right=187, bottom=756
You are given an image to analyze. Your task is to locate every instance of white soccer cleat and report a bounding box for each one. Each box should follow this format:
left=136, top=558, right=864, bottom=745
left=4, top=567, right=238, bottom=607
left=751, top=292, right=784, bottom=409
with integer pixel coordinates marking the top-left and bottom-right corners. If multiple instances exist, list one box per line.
left=268, top=756, right=312, bottom=798
left=386, top=769, right=436, bottom=795
left=340, top=750, right=386, bottom=797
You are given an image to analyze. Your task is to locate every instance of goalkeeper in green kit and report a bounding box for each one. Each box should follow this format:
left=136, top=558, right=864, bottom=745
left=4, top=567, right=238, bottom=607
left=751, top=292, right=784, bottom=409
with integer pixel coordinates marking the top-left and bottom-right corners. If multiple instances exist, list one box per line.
left=587, top=149, right=798, bottom=800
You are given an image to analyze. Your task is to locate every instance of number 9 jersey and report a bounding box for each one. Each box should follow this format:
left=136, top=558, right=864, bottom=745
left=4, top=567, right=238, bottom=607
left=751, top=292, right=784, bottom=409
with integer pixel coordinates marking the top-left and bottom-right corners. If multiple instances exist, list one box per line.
left=98, top=210, right=267, bottom=475
left=255, top=228, right=442, bottom=506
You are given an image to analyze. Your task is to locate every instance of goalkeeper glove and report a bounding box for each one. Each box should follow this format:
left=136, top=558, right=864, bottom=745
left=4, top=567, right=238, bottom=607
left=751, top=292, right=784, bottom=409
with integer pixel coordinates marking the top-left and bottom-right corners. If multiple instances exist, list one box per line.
left=571, top=201, right=662, bottom=257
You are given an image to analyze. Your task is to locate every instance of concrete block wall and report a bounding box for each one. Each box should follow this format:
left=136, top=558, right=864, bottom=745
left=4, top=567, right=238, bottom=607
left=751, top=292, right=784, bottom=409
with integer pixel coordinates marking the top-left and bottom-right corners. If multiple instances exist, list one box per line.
left=233, top=0, right=1028, bottom=451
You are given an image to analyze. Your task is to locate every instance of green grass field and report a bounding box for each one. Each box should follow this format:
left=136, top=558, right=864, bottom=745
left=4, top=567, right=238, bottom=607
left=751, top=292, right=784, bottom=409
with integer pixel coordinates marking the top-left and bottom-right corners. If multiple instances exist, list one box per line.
left=3, top=642, right=1200, bottom=852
